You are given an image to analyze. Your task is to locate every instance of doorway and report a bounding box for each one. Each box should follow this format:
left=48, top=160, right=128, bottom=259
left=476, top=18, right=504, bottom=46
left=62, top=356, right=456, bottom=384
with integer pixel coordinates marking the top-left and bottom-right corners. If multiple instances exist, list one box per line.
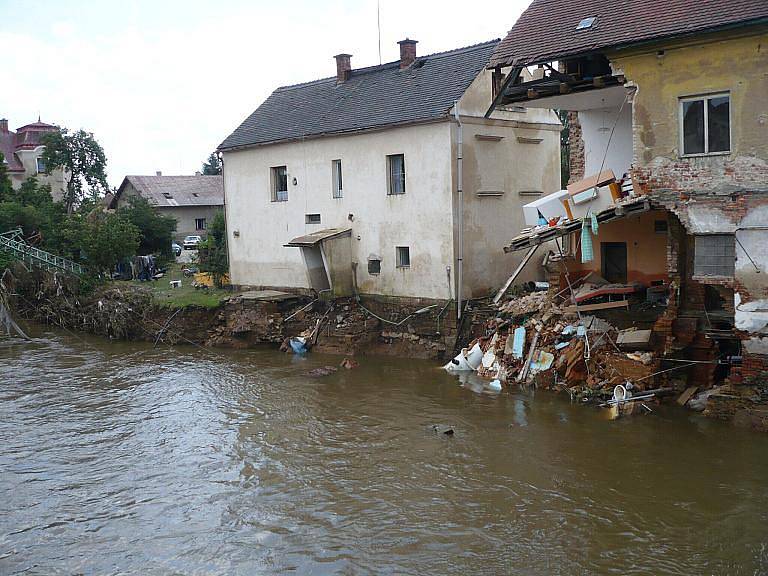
left=601, top=242, right=627, bottom=283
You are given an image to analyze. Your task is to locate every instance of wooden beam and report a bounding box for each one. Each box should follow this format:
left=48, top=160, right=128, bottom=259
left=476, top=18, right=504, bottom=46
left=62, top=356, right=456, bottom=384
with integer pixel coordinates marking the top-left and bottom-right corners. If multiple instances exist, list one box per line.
left=564, top=300, right=629, bottom=313
left=494, top=245, right=540, bottom=304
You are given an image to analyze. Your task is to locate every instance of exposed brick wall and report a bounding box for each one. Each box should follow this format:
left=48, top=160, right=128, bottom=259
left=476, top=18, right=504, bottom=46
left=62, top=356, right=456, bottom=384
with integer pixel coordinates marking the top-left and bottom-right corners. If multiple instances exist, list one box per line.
left=632, top=156, right=768, bottom=211
left=567, top=111, right=585, bottom=184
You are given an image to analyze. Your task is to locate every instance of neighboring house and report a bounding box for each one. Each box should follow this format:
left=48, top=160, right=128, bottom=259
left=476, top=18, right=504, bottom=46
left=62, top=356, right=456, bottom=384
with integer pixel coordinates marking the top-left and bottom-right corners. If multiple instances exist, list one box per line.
left=488, top=1, right=768, bottom=383
left=109, top=173, right=224, bottom=241
left=0, top=117, right=66, bottom=199
left=219, top=39, right=562, bottom=304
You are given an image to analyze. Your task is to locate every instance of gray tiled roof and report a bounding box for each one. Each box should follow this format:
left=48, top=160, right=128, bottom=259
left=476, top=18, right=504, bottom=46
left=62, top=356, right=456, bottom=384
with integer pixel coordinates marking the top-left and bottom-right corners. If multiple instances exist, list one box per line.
left=490, top=0, right=768, bottom=67
left=219, top=40, right=499, bottom=150
left=116, top=175, right=224, bottom=207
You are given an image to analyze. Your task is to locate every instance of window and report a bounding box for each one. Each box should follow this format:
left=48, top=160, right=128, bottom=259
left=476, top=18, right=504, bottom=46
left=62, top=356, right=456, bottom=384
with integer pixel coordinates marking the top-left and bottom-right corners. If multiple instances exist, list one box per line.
left=694, top=234, right=735, bottom=278
left=387, top=154, right=405, bottom=195
left=368, top=259, right=381, bottom=275
left=332, top=159, right=343, bottom=198
left=35, top=157, right=46, bottom=174
left=195, top=218, right=207, bottom=230
left=680, top=94, right=730, bottom=156
left=271, top=165, right=288, bottom=202
left=162, top=192, right=173, bottom=199
left=305, top=213, right=321, bottom=224
left=396, top=246, right=410, bottom=268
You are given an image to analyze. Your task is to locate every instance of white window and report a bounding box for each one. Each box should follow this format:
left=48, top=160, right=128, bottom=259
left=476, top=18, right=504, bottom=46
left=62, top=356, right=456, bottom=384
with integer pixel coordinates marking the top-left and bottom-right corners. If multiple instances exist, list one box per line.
left=387, top=154, right=405, bottom=195
left=332, top=159, right=343, bottom=199
left=680, top=93, right=730, bottom=156
left=305, top=213, right=321, bottom=224
left=195, top=218, right=207, bottom=230
left=35, top=157, right=46, bottom=174
left=694, top=234, right=735, bottom=278
left=271, top=165, right=288, bottom=202
left=396, top=246, right=410, bottom=268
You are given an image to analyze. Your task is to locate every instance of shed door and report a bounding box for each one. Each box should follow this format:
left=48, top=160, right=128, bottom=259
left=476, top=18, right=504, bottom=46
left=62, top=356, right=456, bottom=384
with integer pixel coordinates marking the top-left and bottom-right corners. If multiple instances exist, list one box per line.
left=601, top=242, right=627, bottom=284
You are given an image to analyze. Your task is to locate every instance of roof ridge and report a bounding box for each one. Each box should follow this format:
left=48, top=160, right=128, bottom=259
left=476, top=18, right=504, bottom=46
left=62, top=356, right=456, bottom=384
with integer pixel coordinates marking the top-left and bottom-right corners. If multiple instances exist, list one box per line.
left=274, top=39, right=500, bottom=92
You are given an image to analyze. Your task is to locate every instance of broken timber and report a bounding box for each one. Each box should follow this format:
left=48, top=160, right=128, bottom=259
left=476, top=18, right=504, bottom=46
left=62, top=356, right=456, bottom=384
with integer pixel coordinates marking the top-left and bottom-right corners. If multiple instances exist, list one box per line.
left=493, top=245, right=540, bottom=305
left=504, top=196, right=652, bottom=253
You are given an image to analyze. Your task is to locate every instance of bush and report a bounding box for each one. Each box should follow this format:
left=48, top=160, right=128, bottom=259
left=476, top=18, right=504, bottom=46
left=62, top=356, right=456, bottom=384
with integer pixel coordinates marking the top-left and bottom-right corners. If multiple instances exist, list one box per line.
left=198, top=210, right=228, bottom=288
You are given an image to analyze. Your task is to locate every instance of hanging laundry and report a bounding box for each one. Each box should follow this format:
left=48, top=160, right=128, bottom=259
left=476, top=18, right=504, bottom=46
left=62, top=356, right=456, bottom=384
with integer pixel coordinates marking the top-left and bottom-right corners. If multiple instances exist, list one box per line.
left=590, top=212, right=599, bottom=234
left=581, top=219, right=594, bottom=263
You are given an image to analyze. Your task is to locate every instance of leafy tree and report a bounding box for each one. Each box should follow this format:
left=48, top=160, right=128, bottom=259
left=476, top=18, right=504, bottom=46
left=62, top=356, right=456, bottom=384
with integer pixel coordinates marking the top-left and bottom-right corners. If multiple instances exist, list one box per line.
left=201, top=152, right=222, bottom=175
left=75, top=212, right=141, bottom=274
left=41, top=128, right=109, bottom=213
left=118, top=195, right=177, bottom=260
left=199, top=210, right=228, bottom=287
left=0, top=152, right=14, bottom=203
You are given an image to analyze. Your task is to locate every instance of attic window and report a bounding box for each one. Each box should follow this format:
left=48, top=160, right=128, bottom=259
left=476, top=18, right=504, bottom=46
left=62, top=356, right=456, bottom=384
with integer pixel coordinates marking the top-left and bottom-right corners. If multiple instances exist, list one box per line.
left=162, top=192, right=173, bottom=199
left=192, top=193, right=199, bottom=197
left=576, top=16, right=596, bottom=30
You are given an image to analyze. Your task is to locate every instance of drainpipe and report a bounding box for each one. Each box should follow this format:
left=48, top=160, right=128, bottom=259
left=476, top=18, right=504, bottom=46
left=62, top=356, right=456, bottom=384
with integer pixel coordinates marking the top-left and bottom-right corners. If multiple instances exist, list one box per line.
left=453, top=101, right=463, bottom=320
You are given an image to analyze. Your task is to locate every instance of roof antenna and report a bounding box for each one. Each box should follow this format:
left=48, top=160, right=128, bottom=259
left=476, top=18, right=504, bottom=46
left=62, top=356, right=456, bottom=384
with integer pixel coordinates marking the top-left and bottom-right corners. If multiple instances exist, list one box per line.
left=377, top=0, right=382, bottom=65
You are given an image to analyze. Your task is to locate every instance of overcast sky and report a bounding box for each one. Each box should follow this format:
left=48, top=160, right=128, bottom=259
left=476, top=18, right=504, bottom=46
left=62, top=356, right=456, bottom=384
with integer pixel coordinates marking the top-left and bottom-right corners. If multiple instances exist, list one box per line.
left=2, top=0, right=529, bottom=187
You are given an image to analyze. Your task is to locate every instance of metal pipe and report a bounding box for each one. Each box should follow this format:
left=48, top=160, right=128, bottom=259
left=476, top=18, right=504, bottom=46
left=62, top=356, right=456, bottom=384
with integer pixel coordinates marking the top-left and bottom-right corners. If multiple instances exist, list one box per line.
left=453, top=101, right=463, bottom=321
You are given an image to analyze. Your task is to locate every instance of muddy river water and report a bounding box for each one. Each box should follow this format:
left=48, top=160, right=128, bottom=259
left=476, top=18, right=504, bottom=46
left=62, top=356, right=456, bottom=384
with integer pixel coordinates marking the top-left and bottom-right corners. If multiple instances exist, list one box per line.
left=1, top=327, right=767, bottom=575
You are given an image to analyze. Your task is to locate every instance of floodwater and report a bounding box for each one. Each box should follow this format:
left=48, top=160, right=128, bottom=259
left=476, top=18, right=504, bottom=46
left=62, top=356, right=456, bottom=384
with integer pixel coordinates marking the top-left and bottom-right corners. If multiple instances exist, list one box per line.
left=1, top=328, right=768, bottom=575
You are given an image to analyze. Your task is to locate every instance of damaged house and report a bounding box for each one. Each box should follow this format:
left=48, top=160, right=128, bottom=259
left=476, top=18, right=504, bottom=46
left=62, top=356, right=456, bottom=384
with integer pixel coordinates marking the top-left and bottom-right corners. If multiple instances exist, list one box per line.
left=218, top=39, right=562, bottom=311
left=484, top=0, right=768, bottom=420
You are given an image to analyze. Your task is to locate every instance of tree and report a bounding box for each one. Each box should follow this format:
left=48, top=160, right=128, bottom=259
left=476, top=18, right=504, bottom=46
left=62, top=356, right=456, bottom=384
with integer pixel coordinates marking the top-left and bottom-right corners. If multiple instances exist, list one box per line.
left=0, top=153, right=14, bottom=203
left=118, top=195, right=177, bottom=260
left=77, top=212, right=141, bottom=274
left=198, top=210, right=228, bottom=287
left=201, top=152, right=222, bottom=175
left=41, top=128, right=109, bottom=213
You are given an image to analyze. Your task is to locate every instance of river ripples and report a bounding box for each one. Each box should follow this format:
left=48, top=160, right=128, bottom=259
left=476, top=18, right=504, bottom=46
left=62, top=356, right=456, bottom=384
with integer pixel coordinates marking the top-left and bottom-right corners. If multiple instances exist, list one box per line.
left=1, top=327, right=767, bottom=575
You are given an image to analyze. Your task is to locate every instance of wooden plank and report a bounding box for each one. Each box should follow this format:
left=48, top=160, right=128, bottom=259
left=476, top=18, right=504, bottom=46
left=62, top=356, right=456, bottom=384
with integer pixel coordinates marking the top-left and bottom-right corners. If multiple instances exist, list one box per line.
left=493, top=244, right=540, bottom=304
left=564, top=300, right=629, bottom=313
left=676, top=386, right=699, bottom=406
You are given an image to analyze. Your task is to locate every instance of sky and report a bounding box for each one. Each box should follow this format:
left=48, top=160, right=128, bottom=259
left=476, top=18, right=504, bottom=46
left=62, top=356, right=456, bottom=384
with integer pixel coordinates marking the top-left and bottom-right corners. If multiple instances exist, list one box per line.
left=1, top=0, right=530, bottom=187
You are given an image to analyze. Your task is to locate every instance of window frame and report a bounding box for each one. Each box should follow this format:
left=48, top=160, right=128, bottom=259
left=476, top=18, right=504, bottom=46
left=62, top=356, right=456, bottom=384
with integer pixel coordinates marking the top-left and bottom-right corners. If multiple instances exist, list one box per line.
left=195, top=218, right=207, bottom=231
left=305, top=213, right=321, bottom=224
left=679, top=92, right=731, bottom=158
left=386, top=154, right=406, bottom=196
left=396, top=246, right=410, bottom=268
left=332, top=159, right=343, bottom=199
left=693, top=233, right=735, bottom=279
left=367, top=258, right=381, bottom=275
left=271, top=165, right=288, bottom=202
left=35, top=157, right=46, bottom=174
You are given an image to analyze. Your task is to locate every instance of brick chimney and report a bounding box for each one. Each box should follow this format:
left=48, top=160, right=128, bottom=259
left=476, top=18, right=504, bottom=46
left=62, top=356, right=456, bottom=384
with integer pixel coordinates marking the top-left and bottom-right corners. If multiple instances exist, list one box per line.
left=0, top=119, right=7, bottom=133
left=334, top=53, right=352, bottom=83
left=398, top=38, right=418, bottom=69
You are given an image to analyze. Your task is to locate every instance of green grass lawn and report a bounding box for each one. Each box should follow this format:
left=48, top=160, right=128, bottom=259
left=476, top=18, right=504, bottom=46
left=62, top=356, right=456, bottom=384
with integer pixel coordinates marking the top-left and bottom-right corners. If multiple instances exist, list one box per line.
left=117, top=262, right=231, bottom=309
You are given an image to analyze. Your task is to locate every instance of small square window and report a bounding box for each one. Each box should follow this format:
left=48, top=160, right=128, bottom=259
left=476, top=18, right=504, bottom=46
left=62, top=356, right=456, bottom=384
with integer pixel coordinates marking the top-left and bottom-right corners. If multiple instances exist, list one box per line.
left=195, top=218, right=207, bottom=230
left=368, top=259, right=381, bottom=275
left=305, top=213, right=321, bottom=224
left=396, top=246, right=410, bottom=268
left=332, top=159, right=343, bottom=199
left=387, top=154, right=405, bottom=195
left=271, top=165, right=288, bottom=202
left=35, top=157, right=46, bottom=174
left=694, top=234, right=735, bottom=277
left=680, top=94, right=730, bottom=156
left=654, top=220, right=668, bottom=234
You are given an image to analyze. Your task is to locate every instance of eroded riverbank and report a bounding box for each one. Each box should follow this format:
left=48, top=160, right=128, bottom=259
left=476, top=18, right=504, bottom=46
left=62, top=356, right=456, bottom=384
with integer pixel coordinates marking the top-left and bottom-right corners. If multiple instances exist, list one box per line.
left=2, top=325, right=768, bottom=575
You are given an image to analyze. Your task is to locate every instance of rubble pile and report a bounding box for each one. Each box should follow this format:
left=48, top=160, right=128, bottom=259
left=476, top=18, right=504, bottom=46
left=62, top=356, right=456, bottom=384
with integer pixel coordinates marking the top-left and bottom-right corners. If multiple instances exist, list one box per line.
left=446, top=287, right=664, bottom=408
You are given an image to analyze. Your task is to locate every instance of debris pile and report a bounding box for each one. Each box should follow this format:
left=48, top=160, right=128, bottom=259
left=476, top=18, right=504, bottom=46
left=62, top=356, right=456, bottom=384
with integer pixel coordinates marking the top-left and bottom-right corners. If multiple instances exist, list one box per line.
left=445, top=287, right=667, bottom=411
